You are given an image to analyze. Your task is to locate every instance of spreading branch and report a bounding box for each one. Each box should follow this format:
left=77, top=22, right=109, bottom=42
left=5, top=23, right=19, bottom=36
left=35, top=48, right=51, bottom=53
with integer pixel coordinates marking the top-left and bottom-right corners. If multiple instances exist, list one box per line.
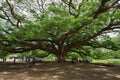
left=0, top=9, right=17, bottom=26
left=93, top=0, right=120, bottom=19
left=6, top=0, right=21, bottom=28
left=66, top=18, right=120, bottom=51
left=61, top=0, right=81, bottom=18
left=1, top=38, right=58, bottom=54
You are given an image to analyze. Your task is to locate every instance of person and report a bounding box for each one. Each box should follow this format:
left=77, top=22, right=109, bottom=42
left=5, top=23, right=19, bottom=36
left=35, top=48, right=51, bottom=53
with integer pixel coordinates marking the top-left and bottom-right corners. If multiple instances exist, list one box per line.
left=29, top=57, right=35, bottom=67
left=71, top=57, right=78, bottom=63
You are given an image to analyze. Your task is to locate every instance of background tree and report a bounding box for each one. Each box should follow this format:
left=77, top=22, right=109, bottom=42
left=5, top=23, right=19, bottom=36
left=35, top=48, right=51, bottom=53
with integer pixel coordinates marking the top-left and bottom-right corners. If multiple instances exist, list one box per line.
left=0, top=0, right=120, bottom=62
left=0, top=50, right=9, bottom=62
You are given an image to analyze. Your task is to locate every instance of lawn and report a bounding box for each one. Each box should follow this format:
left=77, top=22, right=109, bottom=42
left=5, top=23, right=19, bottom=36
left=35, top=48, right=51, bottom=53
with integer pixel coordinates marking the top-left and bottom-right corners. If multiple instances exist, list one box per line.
left=92, top=59, right=120, bottom=64
left=0, top=62, right=120, bottom=80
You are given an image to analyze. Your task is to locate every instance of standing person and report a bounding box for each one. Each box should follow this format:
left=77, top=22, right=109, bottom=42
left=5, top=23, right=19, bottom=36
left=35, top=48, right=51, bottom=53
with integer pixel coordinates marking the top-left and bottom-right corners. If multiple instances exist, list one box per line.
left=33, top=58, right=35, bottom=66
left=29, top=57, right=33, bottom=68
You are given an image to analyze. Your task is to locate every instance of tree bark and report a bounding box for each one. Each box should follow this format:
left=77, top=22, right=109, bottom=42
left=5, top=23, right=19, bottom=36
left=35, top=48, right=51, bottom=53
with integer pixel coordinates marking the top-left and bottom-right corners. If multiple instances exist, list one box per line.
left=13, top=57, right=16, bottom=64
left=56, top=53, right=66, bottom=62
left=2, top=57, right=6, bottom=63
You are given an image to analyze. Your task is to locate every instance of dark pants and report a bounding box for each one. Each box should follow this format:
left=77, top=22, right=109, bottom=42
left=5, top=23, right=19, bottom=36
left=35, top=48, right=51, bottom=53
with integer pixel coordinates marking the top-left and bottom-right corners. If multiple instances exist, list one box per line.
left=29, top=62, right=35, bottom=67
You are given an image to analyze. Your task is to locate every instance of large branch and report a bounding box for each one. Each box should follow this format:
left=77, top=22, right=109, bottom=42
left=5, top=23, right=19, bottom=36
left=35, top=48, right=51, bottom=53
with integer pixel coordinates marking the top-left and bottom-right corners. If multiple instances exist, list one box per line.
left=0, top=39, right=58, bottom=54
left=0, top=9, right=17, bottom=26
left=87, top=42, right=120, bottom=51
left=6, top=0, right=21, bottom=28
left=70, top=50, right=91, bottom=58
left=66, top=19, right=120, bottom=51
left=93, top=0, right=120, bottom=19
left=58, top=0, right=119, bottom=47
left=56, top=21, right=91, bottom=46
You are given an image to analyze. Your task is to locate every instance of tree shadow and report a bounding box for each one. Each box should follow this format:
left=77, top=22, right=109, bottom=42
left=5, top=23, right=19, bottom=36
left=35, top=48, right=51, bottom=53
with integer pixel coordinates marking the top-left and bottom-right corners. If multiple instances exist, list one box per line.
left=0, top=62, right=120, bottom=80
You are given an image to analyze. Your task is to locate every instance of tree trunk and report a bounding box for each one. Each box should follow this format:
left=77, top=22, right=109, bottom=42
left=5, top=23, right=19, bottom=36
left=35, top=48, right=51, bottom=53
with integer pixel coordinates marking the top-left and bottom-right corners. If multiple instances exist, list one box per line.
left=13, top=57, right=16, bottom=64
left=56, top=54, right=66, bottom=62
left=2, top=58, right=6, bottom=63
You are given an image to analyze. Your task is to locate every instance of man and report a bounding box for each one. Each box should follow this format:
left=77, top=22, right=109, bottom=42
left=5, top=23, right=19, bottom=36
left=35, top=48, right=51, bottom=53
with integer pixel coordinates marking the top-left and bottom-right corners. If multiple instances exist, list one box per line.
left=29, top=57, right=35, bottom=67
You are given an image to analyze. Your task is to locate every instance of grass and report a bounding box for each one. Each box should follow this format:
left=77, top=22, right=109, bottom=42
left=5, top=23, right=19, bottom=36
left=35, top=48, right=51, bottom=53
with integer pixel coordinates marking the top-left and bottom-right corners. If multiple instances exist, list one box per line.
left=92, top=59, right=120, bottom=64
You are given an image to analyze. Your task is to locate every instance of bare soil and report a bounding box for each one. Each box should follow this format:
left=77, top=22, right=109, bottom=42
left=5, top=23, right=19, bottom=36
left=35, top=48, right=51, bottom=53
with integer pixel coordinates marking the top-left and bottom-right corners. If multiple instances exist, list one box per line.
left=0, top=62, right=120, bottom=80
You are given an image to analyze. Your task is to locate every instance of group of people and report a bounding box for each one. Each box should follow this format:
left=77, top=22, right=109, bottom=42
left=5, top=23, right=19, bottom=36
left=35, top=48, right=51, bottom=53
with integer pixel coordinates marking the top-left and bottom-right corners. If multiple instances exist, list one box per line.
left=71, top=57, right=91, bottom=63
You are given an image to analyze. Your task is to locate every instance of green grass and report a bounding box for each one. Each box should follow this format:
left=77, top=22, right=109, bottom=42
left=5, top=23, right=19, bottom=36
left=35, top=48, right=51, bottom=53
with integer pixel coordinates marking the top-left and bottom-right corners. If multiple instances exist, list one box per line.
left=92, top=59, right=120, bottom=64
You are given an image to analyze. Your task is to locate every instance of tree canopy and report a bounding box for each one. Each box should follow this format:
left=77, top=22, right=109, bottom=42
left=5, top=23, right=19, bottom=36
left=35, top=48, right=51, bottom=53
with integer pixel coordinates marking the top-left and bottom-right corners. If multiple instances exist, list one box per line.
left=0, top=0, right=120, bottom=61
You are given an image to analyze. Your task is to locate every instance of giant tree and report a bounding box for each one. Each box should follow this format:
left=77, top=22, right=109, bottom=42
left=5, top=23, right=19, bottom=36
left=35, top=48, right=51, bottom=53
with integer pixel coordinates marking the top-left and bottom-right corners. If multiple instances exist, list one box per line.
left=0, top=0, right=120, bottom=62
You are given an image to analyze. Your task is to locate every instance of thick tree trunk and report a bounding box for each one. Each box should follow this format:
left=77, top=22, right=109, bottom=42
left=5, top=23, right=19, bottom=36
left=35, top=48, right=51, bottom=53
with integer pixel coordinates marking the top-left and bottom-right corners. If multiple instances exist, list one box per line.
left=56, top=54, right=66, bottom=62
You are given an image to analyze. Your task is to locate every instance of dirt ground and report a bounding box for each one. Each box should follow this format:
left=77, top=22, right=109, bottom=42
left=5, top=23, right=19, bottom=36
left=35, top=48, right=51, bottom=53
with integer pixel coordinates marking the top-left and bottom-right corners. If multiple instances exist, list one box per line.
left=0, top=62, right=120, bottom=80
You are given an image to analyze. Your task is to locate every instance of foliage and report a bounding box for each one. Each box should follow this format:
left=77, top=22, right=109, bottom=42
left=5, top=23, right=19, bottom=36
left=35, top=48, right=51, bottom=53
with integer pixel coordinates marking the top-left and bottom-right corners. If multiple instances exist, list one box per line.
left=17, top=50, right=48, bottom=58
left=47, top=54, right=57, bottom=60
left=0, top=50, right=9, bottom=58
left=0, top=0, right=120, bottom=61
left=67, top=52, right=80, bottom=59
